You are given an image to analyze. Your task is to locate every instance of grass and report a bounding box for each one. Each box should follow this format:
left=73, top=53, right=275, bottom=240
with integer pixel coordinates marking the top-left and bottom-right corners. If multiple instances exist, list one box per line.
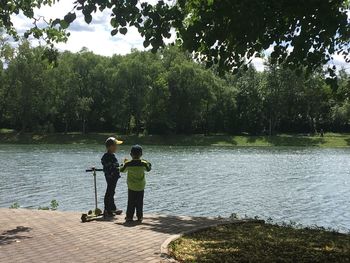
left=0, top=128, right=15, bottom=134
left=9, top=200, right=59, bottom=210
left=170, top=222, right=350, bottom=263
left=0, top=132, right=350, bottom=147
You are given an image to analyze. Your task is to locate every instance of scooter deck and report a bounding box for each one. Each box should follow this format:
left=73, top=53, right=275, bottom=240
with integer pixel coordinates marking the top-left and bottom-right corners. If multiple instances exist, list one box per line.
left=81, top=210, right=123, bottom=222
left=81, top=214, right=104, bottom=222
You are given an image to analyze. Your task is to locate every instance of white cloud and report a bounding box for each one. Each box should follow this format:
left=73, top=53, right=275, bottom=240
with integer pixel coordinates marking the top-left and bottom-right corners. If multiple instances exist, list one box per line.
left=11, top=0, right=155, bottom=56
left=252, top=58, right=265, bottom=72
left=331, top=54, right=350, bottom=70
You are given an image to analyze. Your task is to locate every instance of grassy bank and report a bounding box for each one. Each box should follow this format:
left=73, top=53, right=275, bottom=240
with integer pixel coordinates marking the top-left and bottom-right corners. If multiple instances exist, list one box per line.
left=170, top=221, right=350, bottom=263
left=0, top=131, right=350, bottom=147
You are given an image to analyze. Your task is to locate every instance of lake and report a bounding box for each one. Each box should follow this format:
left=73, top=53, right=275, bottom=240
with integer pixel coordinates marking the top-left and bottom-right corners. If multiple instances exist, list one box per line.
left=0, top=144, right=349, bottom=231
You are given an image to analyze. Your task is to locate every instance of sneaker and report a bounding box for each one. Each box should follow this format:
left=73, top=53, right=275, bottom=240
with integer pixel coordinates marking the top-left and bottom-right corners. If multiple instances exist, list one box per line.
left=104, top=210, right=114, bottom=218
left=112, top=209, right=123, bottom=215
left=137, top=218, right=143, bottom=224
left=125, top=217, right=134, bottom=223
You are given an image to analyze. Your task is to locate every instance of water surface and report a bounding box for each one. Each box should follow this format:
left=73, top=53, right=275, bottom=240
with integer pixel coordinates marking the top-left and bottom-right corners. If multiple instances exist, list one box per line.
left=0, top=144, right=349, bottom=231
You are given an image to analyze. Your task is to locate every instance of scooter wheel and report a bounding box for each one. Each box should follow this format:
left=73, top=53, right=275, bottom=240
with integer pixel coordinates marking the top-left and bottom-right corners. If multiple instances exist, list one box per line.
left=95, top=208, right=102, bottom=216
left=81, top=214, right=88, bottom=223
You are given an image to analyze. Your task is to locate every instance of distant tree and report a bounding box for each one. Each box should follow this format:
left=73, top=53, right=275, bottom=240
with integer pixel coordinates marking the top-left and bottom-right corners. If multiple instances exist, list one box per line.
left=0, top=31, right=14, bottom=62
left=0, top=41, right=349, bottom=135
left=0, top=31, right=14, bottom=125
left=145, top=73, right=172, bottom=134
left=334, top=69, right=350, bottom=102
left=113, top=51, right=153, bottom=134
left=331, top=70, right=350, bottom=129
left=262, top=63, right=303, bottom=135
left=233, top=66, right=264, bottom=134
left=300, top=71, right=332, bottom=133
left=0, top=62, right=5, bottom=125
left=50, top=52, right=80, bottom=133
left=70, top=49, right=103, bottom=133
left=167, top=59, right=220, bottom=133
left=332, top=100, right=350, bottom=127
left=4, top=41, right=52, bottom=132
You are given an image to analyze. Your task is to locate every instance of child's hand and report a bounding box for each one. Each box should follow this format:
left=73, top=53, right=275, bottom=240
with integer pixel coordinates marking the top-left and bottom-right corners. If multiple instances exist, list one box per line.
left=124, top=158, right=128, bottom=163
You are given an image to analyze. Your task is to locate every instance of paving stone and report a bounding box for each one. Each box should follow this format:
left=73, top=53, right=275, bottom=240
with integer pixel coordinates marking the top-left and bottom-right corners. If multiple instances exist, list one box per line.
left=0, top=208, right=227, bottom=263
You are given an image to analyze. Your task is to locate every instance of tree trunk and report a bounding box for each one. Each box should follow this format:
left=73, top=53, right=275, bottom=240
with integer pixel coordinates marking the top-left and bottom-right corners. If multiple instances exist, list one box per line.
left=311, top=116, right=317, bottom=134
left=135, top=116, right=140, bottom=135
left=82, top=117, right=86, bottom=134
left=21, top=120, right=27, bottom=133
left=127, top=116, right=131, bottom=135
left=64, top=122, right=68, bottom=134
left=205, top=101, right=209, bottom=135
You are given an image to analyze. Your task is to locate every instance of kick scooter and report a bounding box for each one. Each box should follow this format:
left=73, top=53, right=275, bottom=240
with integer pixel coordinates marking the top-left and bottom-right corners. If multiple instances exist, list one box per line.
left=81, top=167, right=122, bottom=222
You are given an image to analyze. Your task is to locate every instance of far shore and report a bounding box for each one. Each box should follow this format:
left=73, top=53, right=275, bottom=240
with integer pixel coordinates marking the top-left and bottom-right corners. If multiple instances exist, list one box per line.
left=1, top=132, right=350, bottom=147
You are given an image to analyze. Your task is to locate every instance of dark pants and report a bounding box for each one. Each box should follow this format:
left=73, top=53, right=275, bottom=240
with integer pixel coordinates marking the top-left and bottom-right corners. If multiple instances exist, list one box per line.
left=104, top=176, right=119, bottom=212
left=126, top=189, right=144, bottom=220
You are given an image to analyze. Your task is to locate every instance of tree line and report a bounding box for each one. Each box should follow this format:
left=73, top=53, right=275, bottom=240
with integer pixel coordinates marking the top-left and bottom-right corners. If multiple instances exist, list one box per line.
left=0, top=41, right=349, bottom=135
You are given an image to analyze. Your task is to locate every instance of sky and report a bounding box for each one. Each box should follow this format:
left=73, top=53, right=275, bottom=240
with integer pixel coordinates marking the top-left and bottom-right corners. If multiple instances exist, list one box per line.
left=12, top=1, right=150, bottom=55
left=11, top=1, right=348, bottom=72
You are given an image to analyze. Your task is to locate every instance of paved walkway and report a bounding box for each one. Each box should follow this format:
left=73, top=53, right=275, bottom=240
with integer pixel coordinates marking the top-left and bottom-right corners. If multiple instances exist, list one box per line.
left=0, top=209, right=226, bottom=263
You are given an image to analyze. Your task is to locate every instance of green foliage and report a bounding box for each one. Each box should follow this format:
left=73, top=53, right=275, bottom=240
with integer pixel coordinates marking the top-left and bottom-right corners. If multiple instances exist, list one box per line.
left=8, top=200, right=58, bottom=210
left=38, top=200, right=59, bottom=210
left=0, top=0, right=67, bottom=45
left=50, top=200, right=59, bottom=210
left=2, top=133, right=350, bottom=148
left=0, top=1, right=349, bottom=74
left=1, top=42, right=350, bottom=135
left=179, top=0, right=350, bottom=75
left=1, top=41, right=55, bottom=132
left=9, top=202, right=20, bottom=209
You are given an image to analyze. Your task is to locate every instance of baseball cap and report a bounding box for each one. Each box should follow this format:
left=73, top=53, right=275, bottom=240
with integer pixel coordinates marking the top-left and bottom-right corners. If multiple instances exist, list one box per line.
left=105, top=137, right=123, bottom=147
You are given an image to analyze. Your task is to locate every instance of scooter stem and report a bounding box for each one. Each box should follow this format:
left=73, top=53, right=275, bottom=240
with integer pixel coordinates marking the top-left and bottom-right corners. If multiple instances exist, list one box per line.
left=93, top=170, right=98, bottom=211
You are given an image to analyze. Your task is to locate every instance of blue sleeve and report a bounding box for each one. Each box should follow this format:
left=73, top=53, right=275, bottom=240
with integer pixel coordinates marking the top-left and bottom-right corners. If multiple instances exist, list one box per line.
left=101, top=154, right=120, bottom=177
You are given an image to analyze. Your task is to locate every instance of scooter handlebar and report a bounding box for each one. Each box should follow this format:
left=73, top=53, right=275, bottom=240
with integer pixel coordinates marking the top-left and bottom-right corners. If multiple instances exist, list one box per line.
left=86, top=168, right=103, bottom=172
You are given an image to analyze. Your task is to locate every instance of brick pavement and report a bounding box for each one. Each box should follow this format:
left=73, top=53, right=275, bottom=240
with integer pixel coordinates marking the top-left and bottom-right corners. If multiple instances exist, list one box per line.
left=0, top=209, right=226, bottom=263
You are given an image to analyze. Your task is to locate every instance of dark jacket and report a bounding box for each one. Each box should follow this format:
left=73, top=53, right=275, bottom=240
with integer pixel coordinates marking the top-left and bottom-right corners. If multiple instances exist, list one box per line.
left=101, top=153, right=120, bottom=179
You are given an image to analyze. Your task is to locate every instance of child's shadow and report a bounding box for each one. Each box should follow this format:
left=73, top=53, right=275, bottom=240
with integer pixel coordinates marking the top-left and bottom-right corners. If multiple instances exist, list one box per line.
left=115, top=221, right=141, bottom=228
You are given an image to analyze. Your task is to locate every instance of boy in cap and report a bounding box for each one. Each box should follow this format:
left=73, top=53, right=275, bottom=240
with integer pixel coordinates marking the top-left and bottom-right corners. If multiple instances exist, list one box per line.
left=101, top=137, right=123, bottom=217
left=120, top=145, right=152, bottom=223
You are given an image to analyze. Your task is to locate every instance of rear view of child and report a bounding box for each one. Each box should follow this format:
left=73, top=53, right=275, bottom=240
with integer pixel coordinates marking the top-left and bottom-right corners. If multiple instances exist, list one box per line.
left=120, top=145, right=152, bottom=223
left=101, top=137, right=123, bottom=217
